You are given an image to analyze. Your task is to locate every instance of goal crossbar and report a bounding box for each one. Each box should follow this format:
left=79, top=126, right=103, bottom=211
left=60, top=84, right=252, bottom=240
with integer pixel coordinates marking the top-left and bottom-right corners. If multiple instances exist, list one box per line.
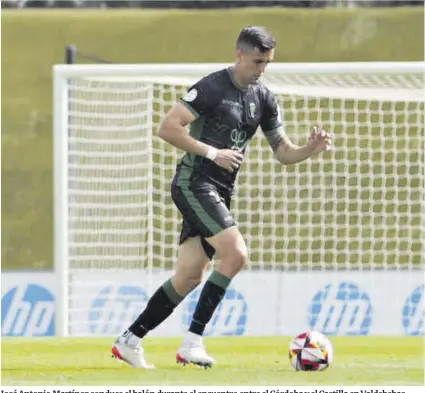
left=53, top=61, right=425, bottom=77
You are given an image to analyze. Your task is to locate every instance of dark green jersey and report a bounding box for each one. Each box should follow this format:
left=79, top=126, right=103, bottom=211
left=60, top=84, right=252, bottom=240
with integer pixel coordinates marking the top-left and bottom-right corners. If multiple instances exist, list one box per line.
left=178, top=66, right=283, bottom=192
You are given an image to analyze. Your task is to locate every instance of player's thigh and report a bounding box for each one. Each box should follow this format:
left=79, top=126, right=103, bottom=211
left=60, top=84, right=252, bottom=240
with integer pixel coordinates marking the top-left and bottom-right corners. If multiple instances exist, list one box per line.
left=174, top=236, right=210, bottom=280
left=205, top=226, right=248, bottom=275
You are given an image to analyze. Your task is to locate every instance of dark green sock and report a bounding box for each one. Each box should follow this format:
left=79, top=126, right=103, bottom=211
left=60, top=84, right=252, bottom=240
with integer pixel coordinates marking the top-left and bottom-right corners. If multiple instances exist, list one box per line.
left=129, top=279, right=183, bottom=338
left=189, top=271, right=232, bottom=336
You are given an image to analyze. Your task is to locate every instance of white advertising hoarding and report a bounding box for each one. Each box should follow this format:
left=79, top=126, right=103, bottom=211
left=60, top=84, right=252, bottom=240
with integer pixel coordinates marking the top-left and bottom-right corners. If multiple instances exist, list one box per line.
left=69, top=270, right=282, bottom=337
left=1, top=272, right=57, bottom=337
left=2, top=270, right=423, bottom=337
left=68, top=270, right=424, bottom=337
left=276, top=271, right=424, bottom=336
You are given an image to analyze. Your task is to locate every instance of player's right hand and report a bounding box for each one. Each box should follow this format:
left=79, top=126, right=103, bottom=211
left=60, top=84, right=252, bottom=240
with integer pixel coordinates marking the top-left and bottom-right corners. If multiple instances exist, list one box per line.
left=214, top=149, right=244, bottom=173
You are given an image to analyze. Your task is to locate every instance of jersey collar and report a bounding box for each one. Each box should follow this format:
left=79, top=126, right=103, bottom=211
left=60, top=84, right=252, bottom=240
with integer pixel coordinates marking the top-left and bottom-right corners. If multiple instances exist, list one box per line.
left=227, top=66, right=248, bottom=91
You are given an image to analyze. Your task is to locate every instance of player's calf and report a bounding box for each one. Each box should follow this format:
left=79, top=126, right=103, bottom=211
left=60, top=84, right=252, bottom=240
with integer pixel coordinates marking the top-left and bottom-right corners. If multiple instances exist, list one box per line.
left=175, top=270, right=232, bottom=368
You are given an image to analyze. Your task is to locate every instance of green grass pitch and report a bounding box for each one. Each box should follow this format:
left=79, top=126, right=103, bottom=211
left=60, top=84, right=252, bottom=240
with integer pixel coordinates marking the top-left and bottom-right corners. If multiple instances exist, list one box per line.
left=2, top=337, right=423, bottom=386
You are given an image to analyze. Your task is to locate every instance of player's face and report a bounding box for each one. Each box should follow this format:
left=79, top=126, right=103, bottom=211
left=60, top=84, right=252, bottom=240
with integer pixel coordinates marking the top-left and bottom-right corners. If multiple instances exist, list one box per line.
left=236, top=48, right=274, bottom=85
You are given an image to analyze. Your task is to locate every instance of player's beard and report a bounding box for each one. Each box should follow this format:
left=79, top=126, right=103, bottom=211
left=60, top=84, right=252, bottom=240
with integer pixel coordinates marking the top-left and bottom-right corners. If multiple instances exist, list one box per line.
left=250, top=73, right=262, bottom=84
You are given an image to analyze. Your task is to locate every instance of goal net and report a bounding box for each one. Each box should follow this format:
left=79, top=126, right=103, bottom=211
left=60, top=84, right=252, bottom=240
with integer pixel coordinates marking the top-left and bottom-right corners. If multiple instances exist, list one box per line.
left=53, top=63, right=424, bottom=337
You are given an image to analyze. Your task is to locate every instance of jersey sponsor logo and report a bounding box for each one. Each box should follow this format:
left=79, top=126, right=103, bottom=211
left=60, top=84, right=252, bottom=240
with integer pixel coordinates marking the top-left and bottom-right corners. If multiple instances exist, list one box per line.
left=402, top=284, right=424, bottom=336
left=308, top=282, right=373, bottom=335
left=182, top=89, right=198, bottom=102
left=2, top=284, right=55, bottom=336
left=221, top=99, right=241, bottom=108
left=183, top=287, right=248, bottom=336
left=88, top=285, right=148, bottom=335
left=230, top=129, right=247, bottom=150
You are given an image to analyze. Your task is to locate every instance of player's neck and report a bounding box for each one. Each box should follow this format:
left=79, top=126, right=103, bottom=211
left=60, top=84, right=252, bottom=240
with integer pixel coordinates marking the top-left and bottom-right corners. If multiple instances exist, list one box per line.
left=229, top=66, right=249, bottom=90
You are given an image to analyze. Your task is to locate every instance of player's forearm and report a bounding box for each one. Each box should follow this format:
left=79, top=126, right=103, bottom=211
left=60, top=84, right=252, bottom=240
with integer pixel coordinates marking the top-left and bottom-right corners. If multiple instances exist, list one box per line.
left=158, top=121, right=211, bottom=158
left=275, top=141, right=314, bottom=165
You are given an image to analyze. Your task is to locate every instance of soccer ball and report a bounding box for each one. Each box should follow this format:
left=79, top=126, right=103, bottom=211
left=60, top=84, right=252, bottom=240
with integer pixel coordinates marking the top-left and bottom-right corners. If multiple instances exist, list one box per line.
left=289, top=330, right=333, bottom=371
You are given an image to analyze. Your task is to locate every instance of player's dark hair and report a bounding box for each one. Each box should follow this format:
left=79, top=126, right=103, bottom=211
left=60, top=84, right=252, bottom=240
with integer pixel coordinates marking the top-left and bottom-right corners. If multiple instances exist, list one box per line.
left=236, top=26, right=276, bottom=53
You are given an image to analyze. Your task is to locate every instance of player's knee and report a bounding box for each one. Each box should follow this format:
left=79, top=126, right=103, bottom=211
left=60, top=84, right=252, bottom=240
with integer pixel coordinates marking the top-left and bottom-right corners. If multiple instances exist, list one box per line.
left=172, top=271, right=203, bottom=296
left=228, top=246, right=248, bottom=272
left=236, top=247, right=248, bottom=269
left=174, top=262, right=204, bottom=292
left=183, top=267, right=203, bottom=288
left=218, top=247, right=247, bottom=277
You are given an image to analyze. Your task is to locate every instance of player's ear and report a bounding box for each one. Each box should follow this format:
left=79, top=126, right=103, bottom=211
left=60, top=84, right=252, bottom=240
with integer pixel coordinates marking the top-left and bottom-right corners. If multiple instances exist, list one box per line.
left=236, top=49, right=243, bottom=64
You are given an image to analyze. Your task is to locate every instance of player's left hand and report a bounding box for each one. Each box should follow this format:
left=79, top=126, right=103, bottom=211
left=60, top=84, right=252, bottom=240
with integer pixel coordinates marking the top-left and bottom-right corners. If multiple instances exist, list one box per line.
left=307, top=126, right=332, bottom=155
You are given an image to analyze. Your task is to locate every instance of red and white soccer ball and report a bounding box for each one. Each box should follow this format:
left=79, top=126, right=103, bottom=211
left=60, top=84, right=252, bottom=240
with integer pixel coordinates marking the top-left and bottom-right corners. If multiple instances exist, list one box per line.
left=289, top=330, right=333, bottom=371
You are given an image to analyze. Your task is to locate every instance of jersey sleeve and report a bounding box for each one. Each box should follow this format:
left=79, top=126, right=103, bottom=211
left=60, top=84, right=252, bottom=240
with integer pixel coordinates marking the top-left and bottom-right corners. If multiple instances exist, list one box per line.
left=260, top=89, right=285, bottom=152
left=260, top=89, right=283, bottom=132
left=180, top=76, right=221, bottom=118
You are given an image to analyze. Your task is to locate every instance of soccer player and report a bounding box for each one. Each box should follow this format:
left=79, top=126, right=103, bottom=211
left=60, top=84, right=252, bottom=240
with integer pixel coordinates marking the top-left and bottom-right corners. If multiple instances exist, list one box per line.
left=112, top=26, right=332, bottom=369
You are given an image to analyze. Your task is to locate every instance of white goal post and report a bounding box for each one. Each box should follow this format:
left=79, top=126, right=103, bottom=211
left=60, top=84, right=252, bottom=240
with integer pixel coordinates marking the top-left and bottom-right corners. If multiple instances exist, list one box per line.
left=53, top=62, right=425, bottom=337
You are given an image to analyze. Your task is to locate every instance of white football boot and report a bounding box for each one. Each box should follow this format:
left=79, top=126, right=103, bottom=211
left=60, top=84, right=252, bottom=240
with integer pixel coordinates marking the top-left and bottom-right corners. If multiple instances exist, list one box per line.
left=176, top=332, right=215, bottom=368
left=111, top=331, right=155, bottom=369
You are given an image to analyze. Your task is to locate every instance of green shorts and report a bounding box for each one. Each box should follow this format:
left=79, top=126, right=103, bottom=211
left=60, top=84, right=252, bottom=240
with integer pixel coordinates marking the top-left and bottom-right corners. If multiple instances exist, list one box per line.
left=171, top=165, right=236, bottom=260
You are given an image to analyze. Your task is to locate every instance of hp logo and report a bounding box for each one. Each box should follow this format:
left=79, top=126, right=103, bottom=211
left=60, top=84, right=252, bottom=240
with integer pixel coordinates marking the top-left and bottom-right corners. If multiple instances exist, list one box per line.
left=403, top=284, right=424, bottom=336
left=309, top=282, right=372, bottom=335
left=183, top=287, right=248, bottom=336
left=88, top=285, right=148, bottom=335
left=1, top=284, right=55, bottom=336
